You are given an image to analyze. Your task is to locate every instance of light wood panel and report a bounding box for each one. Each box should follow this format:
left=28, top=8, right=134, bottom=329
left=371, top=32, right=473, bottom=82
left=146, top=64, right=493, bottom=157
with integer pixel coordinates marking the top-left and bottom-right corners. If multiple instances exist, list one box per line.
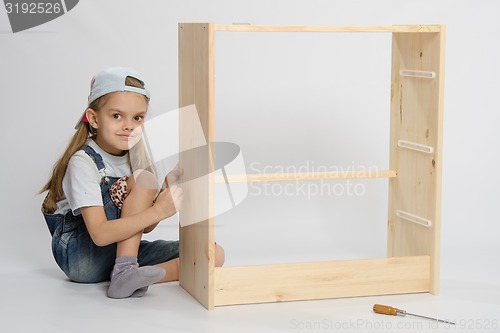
left=388, top=26, right=446, bottom=294
left=215, top=256, right=430, bottom=306
left=178, top=23, right=216, bottom=310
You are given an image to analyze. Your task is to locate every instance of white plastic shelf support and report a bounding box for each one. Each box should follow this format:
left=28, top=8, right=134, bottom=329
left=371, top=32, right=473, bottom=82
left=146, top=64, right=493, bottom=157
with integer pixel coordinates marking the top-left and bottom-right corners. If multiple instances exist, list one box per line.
left=400, top=69, right=436, bottom=79
left=398, top=140, right=434, bottom=154
left=396, top=210, right=432, bottom=228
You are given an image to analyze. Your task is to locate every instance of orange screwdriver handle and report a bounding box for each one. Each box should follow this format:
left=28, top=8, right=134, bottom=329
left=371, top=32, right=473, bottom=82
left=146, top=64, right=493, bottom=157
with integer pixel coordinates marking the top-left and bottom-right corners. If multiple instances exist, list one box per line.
left=373, top=304, right=406, bottom=317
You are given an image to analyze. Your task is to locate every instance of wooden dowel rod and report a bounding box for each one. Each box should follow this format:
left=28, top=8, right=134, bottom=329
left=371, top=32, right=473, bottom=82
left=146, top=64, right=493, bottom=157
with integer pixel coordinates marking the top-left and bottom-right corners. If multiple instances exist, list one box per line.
left=215, top=25, right=441, bottom=33
left=214, top=169, right=397, bottom=183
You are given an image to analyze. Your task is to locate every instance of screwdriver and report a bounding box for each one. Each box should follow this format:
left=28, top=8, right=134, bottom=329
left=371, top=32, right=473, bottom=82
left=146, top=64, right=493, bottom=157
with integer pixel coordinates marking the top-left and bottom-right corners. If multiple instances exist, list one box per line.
left=373, top=304, right=455, bottom=325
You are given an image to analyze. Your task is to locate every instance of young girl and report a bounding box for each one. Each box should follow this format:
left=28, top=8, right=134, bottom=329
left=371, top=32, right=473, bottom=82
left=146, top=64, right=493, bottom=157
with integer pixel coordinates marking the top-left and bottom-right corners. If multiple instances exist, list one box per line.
left=40, top=67, right=196, bottom=298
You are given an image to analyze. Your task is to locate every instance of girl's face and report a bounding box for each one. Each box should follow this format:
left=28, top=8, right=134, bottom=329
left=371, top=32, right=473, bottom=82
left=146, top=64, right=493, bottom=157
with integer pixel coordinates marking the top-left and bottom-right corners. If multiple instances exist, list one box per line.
left=86, top=91, right=148, bottom=156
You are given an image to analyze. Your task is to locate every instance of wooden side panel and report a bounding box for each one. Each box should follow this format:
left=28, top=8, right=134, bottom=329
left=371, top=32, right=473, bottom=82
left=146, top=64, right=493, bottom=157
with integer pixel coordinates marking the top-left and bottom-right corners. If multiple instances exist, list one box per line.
left=388, top=27, right=446, bottom=294
left=215, top=257, right=430, bottom=306
left=178, top=23, right=216, bottom=310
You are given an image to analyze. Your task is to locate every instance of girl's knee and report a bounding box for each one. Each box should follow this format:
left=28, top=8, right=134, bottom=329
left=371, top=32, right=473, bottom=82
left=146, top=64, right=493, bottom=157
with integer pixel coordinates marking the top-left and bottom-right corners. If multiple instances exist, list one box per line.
left=120, top=170, right=158, bottom=208
left=127, top=170, right=158, bottom=192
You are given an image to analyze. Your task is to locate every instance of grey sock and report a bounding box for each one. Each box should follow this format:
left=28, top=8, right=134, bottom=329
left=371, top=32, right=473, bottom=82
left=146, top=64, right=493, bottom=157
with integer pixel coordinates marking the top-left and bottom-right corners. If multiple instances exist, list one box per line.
left=130, top=286, right=148, bottom=298
left=107, top=256, right=166, bottom=299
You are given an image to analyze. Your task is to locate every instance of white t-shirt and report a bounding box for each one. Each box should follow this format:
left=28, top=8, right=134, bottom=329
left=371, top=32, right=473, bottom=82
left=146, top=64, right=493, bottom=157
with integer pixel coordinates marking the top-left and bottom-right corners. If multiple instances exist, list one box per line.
left=54, top=139, right=132, bottom=216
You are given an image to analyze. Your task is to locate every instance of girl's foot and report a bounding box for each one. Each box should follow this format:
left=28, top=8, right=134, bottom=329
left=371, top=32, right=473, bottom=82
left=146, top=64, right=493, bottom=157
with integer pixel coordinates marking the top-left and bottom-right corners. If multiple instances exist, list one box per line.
left=107, top=256, right=166, bottom=299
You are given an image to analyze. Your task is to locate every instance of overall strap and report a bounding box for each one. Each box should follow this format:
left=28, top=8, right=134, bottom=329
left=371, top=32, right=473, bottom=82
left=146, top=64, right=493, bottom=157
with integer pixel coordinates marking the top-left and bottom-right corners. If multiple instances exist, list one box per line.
left=81, top=145, right=106, bottom=180
left=82, top=145, right=105, bottom=170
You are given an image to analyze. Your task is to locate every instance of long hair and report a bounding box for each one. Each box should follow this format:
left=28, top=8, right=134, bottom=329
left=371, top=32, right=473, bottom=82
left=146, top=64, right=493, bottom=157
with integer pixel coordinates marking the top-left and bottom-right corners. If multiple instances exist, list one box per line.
left=40, top=76, right=154, bottom=213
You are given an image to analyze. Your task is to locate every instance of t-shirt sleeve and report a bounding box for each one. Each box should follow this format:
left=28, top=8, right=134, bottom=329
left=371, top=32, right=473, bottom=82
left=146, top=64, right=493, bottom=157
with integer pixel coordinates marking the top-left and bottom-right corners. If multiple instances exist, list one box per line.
left=62, top=152, right=103, bottom=215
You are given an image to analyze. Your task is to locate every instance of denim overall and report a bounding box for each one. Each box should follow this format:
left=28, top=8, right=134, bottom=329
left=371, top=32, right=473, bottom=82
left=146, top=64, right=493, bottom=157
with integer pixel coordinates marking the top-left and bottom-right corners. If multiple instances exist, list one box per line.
left=43, top=145, right=179, bottom=283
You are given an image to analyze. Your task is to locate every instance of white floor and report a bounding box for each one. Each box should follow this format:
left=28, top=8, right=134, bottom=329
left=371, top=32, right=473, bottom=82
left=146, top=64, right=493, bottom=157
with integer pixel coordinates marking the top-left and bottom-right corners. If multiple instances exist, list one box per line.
left=4, top=196, right=499, bottom=333
left=3, top=266, right=499, bottom=333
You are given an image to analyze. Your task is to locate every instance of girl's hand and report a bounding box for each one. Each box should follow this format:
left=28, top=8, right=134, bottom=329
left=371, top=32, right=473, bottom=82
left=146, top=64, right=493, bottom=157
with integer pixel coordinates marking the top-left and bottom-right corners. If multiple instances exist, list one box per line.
left=164, top=163, right=184, bottom=189
left=153, top=184, right=183, bottom=220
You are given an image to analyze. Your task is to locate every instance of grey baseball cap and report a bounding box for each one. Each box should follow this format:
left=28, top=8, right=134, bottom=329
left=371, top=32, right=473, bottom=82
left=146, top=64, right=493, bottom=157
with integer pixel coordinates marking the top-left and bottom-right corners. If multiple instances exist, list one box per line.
left=75, top=67, right=150, bottom=129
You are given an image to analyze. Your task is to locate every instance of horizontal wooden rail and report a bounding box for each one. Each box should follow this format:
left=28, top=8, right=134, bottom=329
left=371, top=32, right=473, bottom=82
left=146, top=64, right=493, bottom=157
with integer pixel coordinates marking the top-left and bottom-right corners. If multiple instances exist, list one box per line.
left=215, top=25, right=441, bottom=33
left=214, top=169, right=397, bottom=183
left=214, top=256, right=430, bottom=306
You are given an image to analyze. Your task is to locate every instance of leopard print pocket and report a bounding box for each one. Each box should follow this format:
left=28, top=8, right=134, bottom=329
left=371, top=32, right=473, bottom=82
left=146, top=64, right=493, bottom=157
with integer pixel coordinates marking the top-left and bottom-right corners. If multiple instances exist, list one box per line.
left=109, top=176, right=129, bottom=210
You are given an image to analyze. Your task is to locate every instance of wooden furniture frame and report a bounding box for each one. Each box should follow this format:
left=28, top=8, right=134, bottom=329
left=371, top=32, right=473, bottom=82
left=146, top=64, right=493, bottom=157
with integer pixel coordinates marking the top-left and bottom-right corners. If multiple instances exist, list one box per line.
left=178, top=23, right=446, bottom=310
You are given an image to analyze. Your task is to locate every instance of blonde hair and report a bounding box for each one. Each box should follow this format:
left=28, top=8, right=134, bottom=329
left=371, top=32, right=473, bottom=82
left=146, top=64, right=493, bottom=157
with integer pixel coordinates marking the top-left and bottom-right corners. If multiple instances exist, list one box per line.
left=40, top=76, right=155, bottom=213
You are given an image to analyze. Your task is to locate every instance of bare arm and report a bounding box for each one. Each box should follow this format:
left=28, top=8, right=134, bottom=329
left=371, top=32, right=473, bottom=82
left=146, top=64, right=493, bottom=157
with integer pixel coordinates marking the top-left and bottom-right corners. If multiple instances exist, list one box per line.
left=81, top=185, right=182, bottom=246
left=142, top=165, right=184, bottom=234
left=143, top=221, right=159, bottom=234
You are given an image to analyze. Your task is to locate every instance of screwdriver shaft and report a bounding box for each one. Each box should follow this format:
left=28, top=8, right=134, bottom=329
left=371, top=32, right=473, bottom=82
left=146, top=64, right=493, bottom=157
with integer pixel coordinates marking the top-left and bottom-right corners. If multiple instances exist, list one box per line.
left=406, top=312, right=455, bottom=325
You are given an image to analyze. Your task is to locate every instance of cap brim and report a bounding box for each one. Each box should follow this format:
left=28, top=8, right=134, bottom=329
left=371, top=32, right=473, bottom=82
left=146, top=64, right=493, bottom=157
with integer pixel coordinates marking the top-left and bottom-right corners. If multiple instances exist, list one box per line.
left=74, top=109, right=87, bottom=129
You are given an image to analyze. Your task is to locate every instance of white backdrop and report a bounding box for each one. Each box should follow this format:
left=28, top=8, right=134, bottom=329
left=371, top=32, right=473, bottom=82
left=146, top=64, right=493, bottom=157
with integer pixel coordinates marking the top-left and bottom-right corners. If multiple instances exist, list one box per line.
left=1, top=0, right=499, bottom=288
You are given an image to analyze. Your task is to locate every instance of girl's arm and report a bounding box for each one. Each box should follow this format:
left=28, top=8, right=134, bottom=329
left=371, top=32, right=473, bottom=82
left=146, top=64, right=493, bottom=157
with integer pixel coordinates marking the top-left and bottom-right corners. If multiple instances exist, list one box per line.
left=143, top=222, right=159, bottom=234
left=143, top=165, right=184, bottom=234
left=80, top=185, right=182, bottom=246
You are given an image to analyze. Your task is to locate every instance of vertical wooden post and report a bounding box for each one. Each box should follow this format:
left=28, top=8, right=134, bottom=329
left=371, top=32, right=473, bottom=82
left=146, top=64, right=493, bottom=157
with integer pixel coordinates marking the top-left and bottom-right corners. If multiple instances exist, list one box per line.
left=388, top=26, right=446, bottom=294
left=178, top=23, right=215, bottom=309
